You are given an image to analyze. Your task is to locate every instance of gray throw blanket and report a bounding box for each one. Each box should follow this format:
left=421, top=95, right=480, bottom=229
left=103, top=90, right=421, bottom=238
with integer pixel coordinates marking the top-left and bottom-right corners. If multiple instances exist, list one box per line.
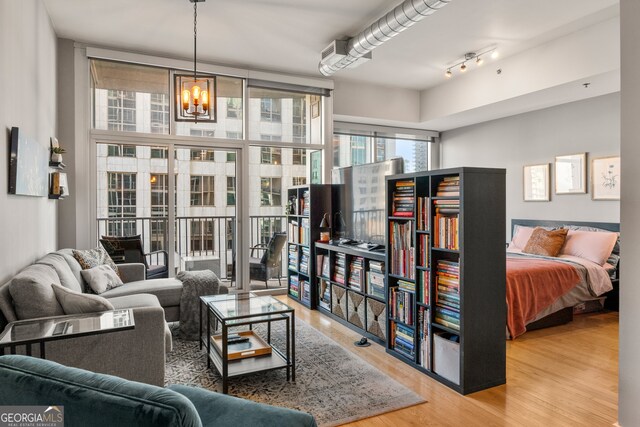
left=176, top=270, right=228, bottom=340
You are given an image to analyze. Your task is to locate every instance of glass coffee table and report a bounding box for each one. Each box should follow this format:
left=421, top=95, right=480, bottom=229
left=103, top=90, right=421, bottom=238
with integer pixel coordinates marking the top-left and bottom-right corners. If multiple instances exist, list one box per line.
left=199, top=293, right=295, bottom=394
left=0, top=309, right=135, bottom=358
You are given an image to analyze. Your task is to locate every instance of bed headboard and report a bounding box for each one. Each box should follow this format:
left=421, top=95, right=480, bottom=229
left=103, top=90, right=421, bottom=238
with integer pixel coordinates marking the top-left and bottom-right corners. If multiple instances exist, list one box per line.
left=511, top=219, right=619, bottom=236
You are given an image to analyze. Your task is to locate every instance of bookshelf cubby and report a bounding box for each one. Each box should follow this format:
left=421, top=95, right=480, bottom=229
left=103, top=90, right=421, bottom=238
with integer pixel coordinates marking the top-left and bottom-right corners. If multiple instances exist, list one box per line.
left=385, top=167, right=506, bottom=395
left=314, top=242, right=387, bottom=344
left=286, top=185, right=331, bottom=308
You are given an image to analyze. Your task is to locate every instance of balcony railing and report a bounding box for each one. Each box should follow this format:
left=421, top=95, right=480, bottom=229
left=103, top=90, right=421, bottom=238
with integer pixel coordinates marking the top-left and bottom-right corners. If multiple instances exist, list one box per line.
left=96, top=215, right=287, bottom=281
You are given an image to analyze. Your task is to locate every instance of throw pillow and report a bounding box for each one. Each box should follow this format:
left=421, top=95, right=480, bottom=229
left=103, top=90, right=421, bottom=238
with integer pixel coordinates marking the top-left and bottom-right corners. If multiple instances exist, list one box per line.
left=560, top=230, right=618, bottom=266
left=507, top=225, right=535, bottom=250
left=73, top=247, right=119, bottom=275
left=522, top=227, right=569, bottom=257
left=52, top=283, right=114, bottom=314
left=9, top=264, right=64, bottom=320
left=80, top=265, right=124, bottom=295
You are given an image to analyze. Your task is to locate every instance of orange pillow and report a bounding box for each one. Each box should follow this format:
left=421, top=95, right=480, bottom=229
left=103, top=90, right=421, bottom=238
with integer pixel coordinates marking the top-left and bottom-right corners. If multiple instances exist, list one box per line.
left=522, top=227, right=568, bottom=257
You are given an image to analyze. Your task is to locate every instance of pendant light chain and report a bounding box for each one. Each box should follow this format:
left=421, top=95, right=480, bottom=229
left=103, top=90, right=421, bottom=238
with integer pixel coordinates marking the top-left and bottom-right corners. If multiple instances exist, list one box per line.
left=193, top=1, right=197, bottom=81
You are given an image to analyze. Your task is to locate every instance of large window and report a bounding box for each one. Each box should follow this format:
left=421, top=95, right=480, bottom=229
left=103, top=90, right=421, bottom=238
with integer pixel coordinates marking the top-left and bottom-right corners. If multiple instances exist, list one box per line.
left=107, top=90, right=137, bottom=132
left=260, top=178, right=281, bottom=206
left=107, top=172, right=137, bottom=235
left=190, top=176, right=215, bottom=206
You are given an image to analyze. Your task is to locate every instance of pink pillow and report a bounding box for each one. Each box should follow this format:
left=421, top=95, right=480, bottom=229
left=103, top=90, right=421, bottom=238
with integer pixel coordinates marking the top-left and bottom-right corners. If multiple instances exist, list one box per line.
left=508, top=226, right=536, bottom=250
left=560, top=230, right=618, bottom=266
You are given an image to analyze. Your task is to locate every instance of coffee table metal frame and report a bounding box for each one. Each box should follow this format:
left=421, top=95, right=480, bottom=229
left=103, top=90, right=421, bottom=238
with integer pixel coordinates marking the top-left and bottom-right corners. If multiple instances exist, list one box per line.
left=199, top=294, right=295, bottom=394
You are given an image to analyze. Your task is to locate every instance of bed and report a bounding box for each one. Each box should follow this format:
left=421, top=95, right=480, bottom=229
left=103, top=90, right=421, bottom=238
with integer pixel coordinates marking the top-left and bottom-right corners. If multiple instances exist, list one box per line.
left=506, top=219, right=620, bottom=339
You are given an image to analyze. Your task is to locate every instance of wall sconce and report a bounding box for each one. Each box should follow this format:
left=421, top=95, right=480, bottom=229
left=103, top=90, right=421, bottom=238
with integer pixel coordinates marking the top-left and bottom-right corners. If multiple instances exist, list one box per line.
left=444, top=46, right=498, bottom=79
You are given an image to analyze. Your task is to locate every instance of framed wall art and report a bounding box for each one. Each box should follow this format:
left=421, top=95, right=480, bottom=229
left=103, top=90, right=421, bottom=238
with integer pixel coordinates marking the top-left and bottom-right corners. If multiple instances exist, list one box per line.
left=523, top=163, right=550, bottom=201
left=555, top=153, right=587, bottom=194
left=592, top=156, right=620, bottom=200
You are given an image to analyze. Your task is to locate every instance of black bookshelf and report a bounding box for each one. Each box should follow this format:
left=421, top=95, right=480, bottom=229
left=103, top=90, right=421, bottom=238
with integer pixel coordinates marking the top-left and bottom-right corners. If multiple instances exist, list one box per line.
left=286, top=185, right=331, bottom=308
left=314, top=242, right=387, bottom=345
left=385, top=167, right=506, bottom=395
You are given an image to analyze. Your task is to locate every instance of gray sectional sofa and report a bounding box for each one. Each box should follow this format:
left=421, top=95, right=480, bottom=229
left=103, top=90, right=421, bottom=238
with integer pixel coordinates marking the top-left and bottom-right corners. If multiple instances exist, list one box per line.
left=0, top=249, right=188, bottom=386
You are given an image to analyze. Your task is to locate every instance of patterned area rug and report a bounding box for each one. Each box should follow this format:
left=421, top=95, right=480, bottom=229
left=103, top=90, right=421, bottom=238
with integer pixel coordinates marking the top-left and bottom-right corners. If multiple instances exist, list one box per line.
left=166, top=320, right=425, bottom=426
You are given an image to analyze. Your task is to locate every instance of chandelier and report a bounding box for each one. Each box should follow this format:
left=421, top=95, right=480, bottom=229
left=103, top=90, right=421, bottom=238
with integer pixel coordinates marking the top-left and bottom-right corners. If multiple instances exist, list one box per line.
left=175, top=0, right=216, bottom=123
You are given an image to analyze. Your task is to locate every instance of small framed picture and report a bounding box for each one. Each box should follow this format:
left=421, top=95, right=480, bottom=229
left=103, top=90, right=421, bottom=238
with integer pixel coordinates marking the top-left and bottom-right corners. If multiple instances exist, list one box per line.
left=311, top=100, right=320, bottom=119
left=592, top=156, right=620, bottom=200
left=555, top=153, right=587, bottom=194
left=523, top=163, right=550, bottom=202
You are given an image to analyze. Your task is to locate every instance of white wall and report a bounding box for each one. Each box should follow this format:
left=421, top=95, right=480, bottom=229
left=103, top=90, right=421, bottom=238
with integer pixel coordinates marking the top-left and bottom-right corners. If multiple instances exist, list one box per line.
left=440, top=93, right=620, bottom=236
left=0, top=0, right=57, bottom=282
left=619, top=1, right=640, bottom=424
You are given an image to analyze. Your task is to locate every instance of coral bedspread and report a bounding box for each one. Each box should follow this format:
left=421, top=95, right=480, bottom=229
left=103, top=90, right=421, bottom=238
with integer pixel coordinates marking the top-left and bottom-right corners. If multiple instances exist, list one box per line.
left=506, top=256, right=580, bottom=339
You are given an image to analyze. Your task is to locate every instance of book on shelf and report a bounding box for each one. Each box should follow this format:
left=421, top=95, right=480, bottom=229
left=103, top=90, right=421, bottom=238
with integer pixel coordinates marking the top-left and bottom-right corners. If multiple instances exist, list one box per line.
left=366, top=262, right=386, bottom=299
left=299, top=247, right=310, bottom=275
left=418, top=307, right=431, bottom=370
left=333, top=253, right=346, bottom=284
left=417, top=196, right=430, bottom=230
left=418, top=234, right=430, bottom=268
left=321, top=255, right=331, bottom=278
left=288, top=221, right=299, bottom=244
left=389, top=221, right=415, bottom=279
left=301, top=279, right=311, bottom=304
left=391, top=321, right=415, bottom=359
left=433, top=211, right=459, bottom=250
left=436, top=176, right=460, bottom=197
left=288, top=245, right=299, bottom=270
left=392, top=180, right=415, bottom=217
left=318, top=278, right=331, bottom=310
left=300, top=218, right=310, bottom=246
left=434, top=259, right=460, bottom=330
left=348, top=256, right=364, bottom=291
left=390, top=287, right=415, bottom=325
left=419, top=269, right=430, bottom=305
left=289, top=275, right=300, bottom=298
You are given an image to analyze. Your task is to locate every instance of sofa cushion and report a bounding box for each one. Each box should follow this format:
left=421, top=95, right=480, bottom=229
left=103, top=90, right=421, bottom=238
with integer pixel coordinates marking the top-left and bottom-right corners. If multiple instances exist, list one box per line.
left=52, top=284, right=114, bottom=314
left=169, top=384, right=317, bottom=427
left=73, top=247, right=120, bottom=275
left=57, top=249, right=88, bottom=292
left=9, top=264, right=64, bottom=320
left=81, top=265, right=124, bottom=294
left=0, top=355, right=202, bottom=427
left=101, top=278, right=182, bottom=308
left=0, top=281, right=17, bottom=324
left=108, top=294, right=173, bottom=353
left=37, top=253, right=83, bottom=293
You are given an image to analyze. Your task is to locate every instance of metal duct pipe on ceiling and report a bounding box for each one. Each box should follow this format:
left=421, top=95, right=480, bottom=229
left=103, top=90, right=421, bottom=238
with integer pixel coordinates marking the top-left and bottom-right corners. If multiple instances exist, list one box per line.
left=318, top=0, right=452, bottom=76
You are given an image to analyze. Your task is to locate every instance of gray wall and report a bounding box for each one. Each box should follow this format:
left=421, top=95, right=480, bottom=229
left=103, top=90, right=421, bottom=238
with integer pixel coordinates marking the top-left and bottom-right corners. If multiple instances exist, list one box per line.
left=619, top=0, right=639, bottom=424
left=0, top=0, right=58, bottom=281
left=440, top=93, right=620, bottom=236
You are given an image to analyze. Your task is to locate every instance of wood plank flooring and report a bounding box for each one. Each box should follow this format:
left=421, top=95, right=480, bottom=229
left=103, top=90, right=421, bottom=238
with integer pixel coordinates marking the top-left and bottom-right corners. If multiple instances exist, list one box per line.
left=279, top=296, right=618, bottom=427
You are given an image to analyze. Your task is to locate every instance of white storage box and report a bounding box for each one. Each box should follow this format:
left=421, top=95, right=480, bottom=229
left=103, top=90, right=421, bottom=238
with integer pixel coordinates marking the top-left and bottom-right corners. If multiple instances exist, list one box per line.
left=433, top=332, right=460, bottom=385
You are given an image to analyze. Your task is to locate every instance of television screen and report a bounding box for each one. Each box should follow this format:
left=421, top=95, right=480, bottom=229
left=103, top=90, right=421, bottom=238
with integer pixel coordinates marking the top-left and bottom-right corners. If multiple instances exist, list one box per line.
left=8, top=127, right=48, bottom=197
left=332, top=158, right=404, bottom=245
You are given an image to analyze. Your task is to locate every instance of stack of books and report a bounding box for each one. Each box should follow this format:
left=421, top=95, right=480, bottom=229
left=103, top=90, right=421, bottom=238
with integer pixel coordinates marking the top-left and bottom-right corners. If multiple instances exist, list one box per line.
left=301, top=190, right=310, bottom=216
left=392, top=322, right=415, bottom=359
left=392, top=180, right=415, bottom=217
left=288, top=220, right=299, bottom=244
left=366, top=261, right=385, bottom=299
left=417, top=196, right=430, bottom=230
left=389, top=221, right=415, bottom=279
left=434, top=260, right=460, bottom=330
left=390, top=287, right=415, bottom=325
left=289, top=275, right=300, bottom=298
left=436, top=176, right=460, bottom=197
left=418, top=234, right=430, bottom=267
left=333, top=253, right=346, bottom=284
left=300, top=218, right=310, bottom=245
left=301, top=279, right=310, bottom=304
left=348, top=256, right=364, bottom=291
left=299, top=246, right=310, bottom=275
left=288, top=245, right=298, bottom=271
left=418, top=306, right=431, bottom=369
left=433, top=201, right=459, bottom=250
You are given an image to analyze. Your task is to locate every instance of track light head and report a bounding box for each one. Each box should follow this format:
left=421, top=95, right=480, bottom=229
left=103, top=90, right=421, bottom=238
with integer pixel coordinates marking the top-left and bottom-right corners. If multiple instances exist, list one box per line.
left=491, top=50, right=499, bottom=59
left=460, top=63, right=467, bottom=72
left=445, top=69, right=452, bottom=78
left=476, top=56, right=483, bottom=66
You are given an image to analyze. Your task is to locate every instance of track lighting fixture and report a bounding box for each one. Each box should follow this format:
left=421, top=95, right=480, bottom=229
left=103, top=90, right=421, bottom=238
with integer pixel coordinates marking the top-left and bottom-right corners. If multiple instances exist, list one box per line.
left=443, top=46, right=498, bottom=79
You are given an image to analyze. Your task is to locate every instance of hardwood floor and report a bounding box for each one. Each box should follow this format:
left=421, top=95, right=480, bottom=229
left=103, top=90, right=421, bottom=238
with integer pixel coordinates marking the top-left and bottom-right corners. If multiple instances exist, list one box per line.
left=279, top=296, right=619, bottom=427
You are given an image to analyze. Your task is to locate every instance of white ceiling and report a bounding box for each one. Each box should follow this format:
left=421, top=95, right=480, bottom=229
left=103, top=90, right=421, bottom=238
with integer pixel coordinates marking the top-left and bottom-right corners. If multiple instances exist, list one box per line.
left=43, top=0, right=618, bottom=91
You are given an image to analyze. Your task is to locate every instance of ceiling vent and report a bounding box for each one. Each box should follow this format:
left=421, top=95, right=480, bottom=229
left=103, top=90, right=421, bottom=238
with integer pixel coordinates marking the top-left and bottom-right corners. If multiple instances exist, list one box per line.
left=321, top=40, right=372, bottom=67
